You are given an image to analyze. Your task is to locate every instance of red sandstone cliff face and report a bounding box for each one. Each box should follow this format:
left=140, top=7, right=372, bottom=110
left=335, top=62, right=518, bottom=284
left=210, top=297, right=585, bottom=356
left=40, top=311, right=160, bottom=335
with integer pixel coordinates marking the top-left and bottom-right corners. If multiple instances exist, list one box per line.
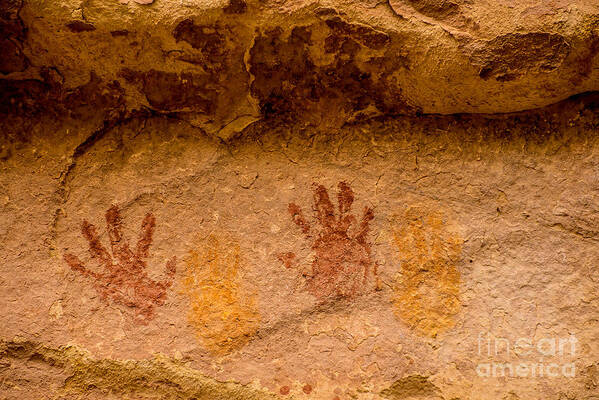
left=1, top=1, right=599, bottom=400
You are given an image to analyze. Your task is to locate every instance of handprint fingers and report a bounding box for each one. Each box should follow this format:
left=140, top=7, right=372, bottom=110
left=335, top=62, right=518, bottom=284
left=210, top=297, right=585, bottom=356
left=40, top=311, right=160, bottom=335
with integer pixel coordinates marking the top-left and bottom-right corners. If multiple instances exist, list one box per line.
left=64, top=253, right=102, bottom=280
left=165, top=256, right=177, bottom=279
left=288, top=203, right=311, bottom=235
left=355, top=206, right=374, bottom=244
left=337, top=181, right=354, bottom=216
left=105, top=205, right=124, bottom=246
left=81, top=220, right=111, bottom=265
left=105, top=205, right=134, bottom=262
left=313, top=184, right=336, bottom=231
left=136, top=213, right=156, bottom=259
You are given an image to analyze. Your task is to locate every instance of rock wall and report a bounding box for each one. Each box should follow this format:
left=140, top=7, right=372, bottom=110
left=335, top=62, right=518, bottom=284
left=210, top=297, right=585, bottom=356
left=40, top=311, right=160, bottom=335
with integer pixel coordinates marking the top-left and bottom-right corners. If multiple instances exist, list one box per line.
left=1, top=1, right=599, bottom=399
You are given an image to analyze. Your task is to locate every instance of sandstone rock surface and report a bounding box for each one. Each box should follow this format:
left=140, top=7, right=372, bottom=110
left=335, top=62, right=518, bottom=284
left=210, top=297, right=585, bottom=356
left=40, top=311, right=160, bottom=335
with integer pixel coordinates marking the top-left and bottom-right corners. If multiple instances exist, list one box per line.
left=2, top=0, right=599, bottom=133
left=1, top=0, right=599, bottom=400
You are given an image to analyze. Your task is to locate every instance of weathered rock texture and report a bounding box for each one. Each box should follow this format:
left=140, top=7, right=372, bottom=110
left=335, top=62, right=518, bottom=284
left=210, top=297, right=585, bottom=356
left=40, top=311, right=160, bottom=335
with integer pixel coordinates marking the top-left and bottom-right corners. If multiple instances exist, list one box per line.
left=1, top=0, right=599, bottom=399
left=2, top=0, right=599, bottom=133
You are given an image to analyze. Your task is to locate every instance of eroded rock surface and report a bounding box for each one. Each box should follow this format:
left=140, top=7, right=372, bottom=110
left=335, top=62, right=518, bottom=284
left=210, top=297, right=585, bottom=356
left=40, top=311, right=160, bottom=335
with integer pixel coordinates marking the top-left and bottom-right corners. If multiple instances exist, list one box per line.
left=1, top=93, right=599, bottom=399
left=1, top=0, right=599, bottom=134
left=1, top=1, right=599, bottom=400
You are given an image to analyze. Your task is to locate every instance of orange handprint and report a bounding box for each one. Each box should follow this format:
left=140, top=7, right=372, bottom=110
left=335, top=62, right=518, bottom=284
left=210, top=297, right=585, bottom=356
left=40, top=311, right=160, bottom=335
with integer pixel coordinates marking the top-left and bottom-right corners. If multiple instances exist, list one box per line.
left=182, top=232, right=261, bottom=354
left=391, top=206, right=462, bottom=337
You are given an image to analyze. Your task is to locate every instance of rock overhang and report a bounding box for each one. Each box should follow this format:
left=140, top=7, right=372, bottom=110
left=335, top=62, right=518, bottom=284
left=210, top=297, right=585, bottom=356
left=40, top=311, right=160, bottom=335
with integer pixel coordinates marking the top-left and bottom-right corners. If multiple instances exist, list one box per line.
left=1, top=0, right=598, bottom=138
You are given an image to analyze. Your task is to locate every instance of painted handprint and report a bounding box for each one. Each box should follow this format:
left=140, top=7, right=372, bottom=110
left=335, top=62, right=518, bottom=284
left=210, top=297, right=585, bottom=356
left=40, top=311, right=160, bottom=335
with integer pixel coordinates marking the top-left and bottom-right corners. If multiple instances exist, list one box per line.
left=283, top=182, right=375, bottom=301
left=182, top=232, right=260, bottom=355
left=63, top=205, right=176, bottom=324
left=391, top=206, right=462, bottom=337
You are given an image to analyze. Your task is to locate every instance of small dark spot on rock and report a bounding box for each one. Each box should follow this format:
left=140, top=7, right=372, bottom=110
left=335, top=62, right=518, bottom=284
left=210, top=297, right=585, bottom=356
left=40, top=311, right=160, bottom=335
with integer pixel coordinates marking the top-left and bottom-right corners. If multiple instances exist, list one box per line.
left=280, top=386, right=290, bottom=395
left=495, top=73, right=518, bottom=82
left=0, top=144, right=11, bottom=160
left=478, top=67, right=491, bottom=79
left=223, top=0, right=246, bottom=14
left=110, top=30, right=129, bottom=37
left=66, top=21, right=96, bottom=33
left=303, top=384, right=313, bottom=394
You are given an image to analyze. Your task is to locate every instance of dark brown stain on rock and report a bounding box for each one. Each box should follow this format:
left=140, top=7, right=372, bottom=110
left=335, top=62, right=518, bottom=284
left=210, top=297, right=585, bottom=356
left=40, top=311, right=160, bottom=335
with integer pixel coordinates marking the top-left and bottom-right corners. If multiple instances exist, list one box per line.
left=302, top=384, right=313, bottom=394
left=223, top=0, right=247, bottom=14
left=66, top=20, right=96, bottom=33
left=120, top=69, right=217, bottom=113
left=284, top=182, right=375, bottom=301
left=110, top=30, right=129, bottom=37
left=248, top=14, right=415, bottom=120
left=0, top=39, right=28, bottom=74
left=472, top=32, right=570, bottom=81
left=172, top=19, right=229, bottom=72
left=119, top=19, right=249, bottom=116
left=0, top=78, right=52, bottom=115
left=0, top=71, right=123, bottom=117
left=575, top=32, right=599, bottom=81
left=323, top=16, right=390, bottom=50
left=0, top=0, right=29, bottom=74
left=63, top=205, right=176, bottom=324
left=66, top=72, right=125, bottom=114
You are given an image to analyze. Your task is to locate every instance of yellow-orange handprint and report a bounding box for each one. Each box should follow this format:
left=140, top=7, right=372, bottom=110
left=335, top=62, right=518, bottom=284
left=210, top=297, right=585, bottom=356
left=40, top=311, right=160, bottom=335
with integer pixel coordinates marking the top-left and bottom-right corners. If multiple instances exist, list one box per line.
left=182, top=232, right=260, bottom=355
left=391, top=206, right=463, bottom=337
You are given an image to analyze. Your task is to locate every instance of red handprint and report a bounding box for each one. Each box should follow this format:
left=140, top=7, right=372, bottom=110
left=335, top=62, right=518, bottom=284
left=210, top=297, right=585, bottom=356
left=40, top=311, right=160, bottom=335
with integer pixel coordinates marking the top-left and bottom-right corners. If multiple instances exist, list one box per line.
left=283, top=182, right=376, bottom=301
left=64, top=205, right=176, bottom=324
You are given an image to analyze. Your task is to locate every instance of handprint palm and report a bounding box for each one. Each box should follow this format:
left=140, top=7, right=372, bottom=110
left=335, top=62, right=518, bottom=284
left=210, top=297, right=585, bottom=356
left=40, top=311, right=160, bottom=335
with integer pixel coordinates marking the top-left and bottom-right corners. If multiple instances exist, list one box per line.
left=64, top=205, right=176, bottom=324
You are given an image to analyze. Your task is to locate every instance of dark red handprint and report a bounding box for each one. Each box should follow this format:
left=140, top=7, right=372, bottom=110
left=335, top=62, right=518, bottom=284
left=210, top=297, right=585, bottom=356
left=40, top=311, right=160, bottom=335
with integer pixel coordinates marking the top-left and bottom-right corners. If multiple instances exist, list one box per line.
left=64, top=205, right=176, bottom=324
left=284, top=182, right=375, bottom=301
